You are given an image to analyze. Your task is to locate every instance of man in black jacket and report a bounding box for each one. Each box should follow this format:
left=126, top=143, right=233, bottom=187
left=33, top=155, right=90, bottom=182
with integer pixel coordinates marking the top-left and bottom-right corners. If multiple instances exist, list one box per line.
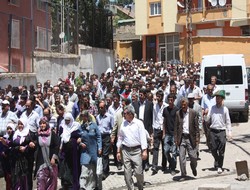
left=132, top=88, right=153, bottom=171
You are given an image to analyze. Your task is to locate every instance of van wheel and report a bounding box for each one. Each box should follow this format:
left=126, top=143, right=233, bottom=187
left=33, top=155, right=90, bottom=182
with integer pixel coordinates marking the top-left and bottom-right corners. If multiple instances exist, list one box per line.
left=240, top=111, right=249, bottom=122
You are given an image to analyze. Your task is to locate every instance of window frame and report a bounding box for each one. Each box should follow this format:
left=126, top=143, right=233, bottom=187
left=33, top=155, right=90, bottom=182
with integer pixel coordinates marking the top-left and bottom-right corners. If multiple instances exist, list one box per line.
left=11, top=19, right=20, bottom=49
left=8, top=0, right=20, bottom=6
left=37, top=0, right=47, bottom=11
left=36, top=26, right=51, bottom=51
left=158, top=34, right=180, bottom=62
left=149, top=2, right=161, bottom=16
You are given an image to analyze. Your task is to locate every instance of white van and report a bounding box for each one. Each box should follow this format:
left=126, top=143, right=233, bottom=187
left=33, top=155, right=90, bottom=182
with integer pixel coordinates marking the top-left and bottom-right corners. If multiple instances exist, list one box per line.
left=199, top=54, right=249, bottom=122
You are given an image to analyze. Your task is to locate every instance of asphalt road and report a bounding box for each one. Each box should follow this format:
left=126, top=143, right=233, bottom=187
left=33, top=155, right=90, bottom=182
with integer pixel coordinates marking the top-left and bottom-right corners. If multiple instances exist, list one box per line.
left=1, top=116, right=250, bottom=190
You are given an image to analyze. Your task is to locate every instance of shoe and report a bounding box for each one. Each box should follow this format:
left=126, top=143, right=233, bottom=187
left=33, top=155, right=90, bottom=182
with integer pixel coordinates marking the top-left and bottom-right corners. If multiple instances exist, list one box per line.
left=151, top=166, right=158, bottom=174
left=179, top=175, right=186, bottom=181
left=217, top=168, right=223, bottom=174
left=144, top=163, right=150, bottom=171
left=117, top=165, right=122, bottom=170
left=102, top=173, right=109, bottom=180
left=170, top=170, right=176, bottom=176
left=192, top=168, right=197, bottom=176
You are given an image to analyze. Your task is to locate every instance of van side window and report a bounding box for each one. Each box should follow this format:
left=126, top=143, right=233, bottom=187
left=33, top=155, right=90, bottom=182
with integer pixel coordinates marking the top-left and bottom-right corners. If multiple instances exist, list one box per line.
left=204, top=66, right=243, bottom=85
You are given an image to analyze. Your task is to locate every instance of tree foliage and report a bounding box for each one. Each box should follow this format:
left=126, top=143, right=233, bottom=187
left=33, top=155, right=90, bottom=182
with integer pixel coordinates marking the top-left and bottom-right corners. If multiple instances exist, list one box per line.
left=51, top=0, right=113, bottom=53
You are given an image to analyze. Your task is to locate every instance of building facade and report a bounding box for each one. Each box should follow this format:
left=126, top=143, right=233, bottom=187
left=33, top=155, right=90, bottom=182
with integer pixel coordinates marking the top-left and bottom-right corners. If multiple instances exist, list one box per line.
left=135, top=0, right=250, bottom=65
left=0, top=0, right=51, bottom=73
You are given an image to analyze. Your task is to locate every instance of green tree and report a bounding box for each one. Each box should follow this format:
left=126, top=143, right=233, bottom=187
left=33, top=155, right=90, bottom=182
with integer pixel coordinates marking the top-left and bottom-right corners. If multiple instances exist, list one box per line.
left=51, top=0, right=113, bottom=53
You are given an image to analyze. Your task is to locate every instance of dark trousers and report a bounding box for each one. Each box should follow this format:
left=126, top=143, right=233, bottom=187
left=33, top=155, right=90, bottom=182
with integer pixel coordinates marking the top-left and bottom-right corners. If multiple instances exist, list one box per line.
left=102, top=134, right=111, bottom=174
left=210, top=129, right=226, bottom=168
left=152, top=129, right=166, bottom=169
left=112, top=137, right=122, bottom=167
left=204, top=121, right=211, bottom=150
left=27, top=155, right=34, bottom=190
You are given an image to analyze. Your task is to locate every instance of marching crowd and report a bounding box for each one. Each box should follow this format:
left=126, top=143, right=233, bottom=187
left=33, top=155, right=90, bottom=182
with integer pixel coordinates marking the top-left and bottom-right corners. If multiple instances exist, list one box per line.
left=0, top=59, right=232, bottom=190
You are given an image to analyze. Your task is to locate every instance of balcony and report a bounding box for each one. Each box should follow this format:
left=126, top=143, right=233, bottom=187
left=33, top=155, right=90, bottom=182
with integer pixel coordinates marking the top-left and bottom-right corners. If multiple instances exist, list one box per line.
left=177, top=3, right=232, bottom=25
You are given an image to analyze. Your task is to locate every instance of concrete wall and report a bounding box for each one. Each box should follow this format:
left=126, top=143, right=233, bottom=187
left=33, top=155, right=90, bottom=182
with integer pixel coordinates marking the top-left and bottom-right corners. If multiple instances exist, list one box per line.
left=34, top=45, right=115, bottom=85
left=0, top=45, right=115, bottom=88
left=179, top=36, right=250, bottom=65
left=0, top=73, right=37, bottom=88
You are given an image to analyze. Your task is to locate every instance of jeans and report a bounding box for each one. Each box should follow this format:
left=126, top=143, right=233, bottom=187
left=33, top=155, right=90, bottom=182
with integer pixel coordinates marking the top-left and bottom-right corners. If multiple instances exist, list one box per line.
left=164, top=135, right=177, bottom=171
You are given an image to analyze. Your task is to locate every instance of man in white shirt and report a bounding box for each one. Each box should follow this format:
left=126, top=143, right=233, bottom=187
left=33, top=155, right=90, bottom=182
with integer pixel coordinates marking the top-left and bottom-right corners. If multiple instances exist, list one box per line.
left=151, top=90, right=168, bottom=174
left=186, top=79, right=203, bottom=104
left=117, top=105, right=147, bottom=190
left=204, top=90, right=232, bottom=174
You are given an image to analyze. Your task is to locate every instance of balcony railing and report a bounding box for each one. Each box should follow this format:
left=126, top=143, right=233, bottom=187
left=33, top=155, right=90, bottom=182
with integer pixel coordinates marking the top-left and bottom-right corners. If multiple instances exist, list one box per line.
left=178, top=3, right=232, bottom=14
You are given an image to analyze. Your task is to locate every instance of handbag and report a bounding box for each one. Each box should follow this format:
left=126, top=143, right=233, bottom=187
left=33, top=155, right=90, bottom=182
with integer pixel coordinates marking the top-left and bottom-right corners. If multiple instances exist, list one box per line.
left=96, top=157, right=103, bottom=175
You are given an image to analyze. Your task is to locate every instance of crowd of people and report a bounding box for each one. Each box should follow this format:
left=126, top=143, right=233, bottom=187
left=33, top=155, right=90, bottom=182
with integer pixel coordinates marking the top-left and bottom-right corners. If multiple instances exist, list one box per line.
left=0, top=59, right=232, bottom=190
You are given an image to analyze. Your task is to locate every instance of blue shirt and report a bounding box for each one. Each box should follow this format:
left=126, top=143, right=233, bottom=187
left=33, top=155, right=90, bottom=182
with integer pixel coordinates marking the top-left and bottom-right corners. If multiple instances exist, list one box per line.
left=96, top=112, right=114, bottom=135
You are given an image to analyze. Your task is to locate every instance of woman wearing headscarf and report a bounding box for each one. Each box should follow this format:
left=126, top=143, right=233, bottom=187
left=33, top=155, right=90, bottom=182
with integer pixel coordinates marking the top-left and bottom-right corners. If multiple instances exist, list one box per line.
left=78, top=111, right=102, bottom=190
left=34, top=117, right=60, bottom=190
left=59, top=112, right=81, bottom=190
left=10, top=118, right=35, bottom=190
left=0, top=123, right=16, bottom=190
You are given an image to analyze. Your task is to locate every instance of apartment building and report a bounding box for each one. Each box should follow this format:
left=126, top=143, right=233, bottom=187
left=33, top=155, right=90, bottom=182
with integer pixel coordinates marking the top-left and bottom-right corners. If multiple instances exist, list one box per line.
left=135, top=0, right=250, bottom=64
left=0, top=0, right=51, bottom=73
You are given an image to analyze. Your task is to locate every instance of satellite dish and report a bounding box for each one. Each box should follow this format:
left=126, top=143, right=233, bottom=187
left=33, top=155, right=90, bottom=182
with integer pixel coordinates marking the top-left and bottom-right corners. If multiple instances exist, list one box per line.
left=177, top=1, right=185, bottom=8
left=59, top=32, right=65, bottom=39
left=211, top=0, right=218, bottom=6
left=219, top=0, right=226, bottom=6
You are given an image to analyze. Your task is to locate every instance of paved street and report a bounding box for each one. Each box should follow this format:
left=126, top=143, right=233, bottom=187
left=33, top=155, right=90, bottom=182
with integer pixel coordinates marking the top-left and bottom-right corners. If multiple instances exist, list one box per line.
left=0, top=117, right=250, bottom=190
left=102, top=117, right=250, bottom=190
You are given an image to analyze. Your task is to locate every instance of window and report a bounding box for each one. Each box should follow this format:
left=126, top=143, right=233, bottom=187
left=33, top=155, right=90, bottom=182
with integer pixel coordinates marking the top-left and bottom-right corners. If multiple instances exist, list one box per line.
left=9, top=0, right=20, bottom=6
left=37, top=0, right=46, bottom=11
left=11, top=19, right=20, bottom=49
left=198, top=0, right=203, bottom=11
left=146, top=36, right=156, bottom=61
left=204, top=66, right=243, bottom=85
left=37, top=27, right=51, bottom=50
left=158, top=34, right=179, bottom=62
left=197, top=28, right=223, bottom=36
left=150, top=2, right=161, bottom=16
left=241, top=26, right=250, bottom=36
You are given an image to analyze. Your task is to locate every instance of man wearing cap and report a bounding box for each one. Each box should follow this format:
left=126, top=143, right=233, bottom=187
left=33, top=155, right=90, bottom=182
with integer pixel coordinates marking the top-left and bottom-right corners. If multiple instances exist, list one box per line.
left=204, top=90, right=232, bottom=174
left=0, top=100, right=18, bottom=136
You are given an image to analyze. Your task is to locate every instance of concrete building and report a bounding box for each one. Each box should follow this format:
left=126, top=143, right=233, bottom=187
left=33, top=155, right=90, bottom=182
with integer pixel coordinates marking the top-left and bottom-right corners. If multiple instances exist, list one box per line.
left=0, top=0, right=52, bottom=73
left=135, top=0, right=250, bottom=65
left=113, top=19, right=142, bottom=61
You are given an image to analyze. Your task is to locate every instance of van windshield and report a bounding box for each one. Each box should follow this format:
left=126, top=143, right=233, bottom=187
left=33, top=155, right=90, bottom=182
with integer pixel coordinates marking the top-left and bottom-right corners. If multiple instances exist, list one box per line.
left=204, top=66, right=243, bottom=85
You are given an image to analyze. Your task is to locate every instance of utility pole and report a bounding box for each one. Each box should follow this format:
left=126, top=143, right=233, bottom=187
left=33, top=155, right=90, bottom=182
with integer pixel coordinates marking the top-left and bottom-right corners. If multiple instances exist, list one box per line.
left=186, top=0, right=193, bottom=64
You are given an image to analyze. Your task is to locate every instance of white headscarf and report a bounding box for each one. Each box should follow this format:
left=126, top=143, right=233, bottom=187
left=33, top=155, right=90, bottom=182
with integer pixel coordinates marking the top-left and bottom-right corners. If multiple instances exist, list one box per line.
left=4, top=122, right=16, bottom=139
left=13, top=118, right=29, bottom=144
left=61, top=113, right=80, bottom=143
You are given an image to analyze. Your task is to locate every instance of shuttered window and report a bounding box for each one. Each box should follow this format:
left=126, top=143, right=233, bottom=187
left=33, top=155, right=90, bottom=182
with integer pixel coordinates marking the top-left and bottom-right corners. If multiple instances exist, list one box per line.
left=11, top=19, right=20, bottom=49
